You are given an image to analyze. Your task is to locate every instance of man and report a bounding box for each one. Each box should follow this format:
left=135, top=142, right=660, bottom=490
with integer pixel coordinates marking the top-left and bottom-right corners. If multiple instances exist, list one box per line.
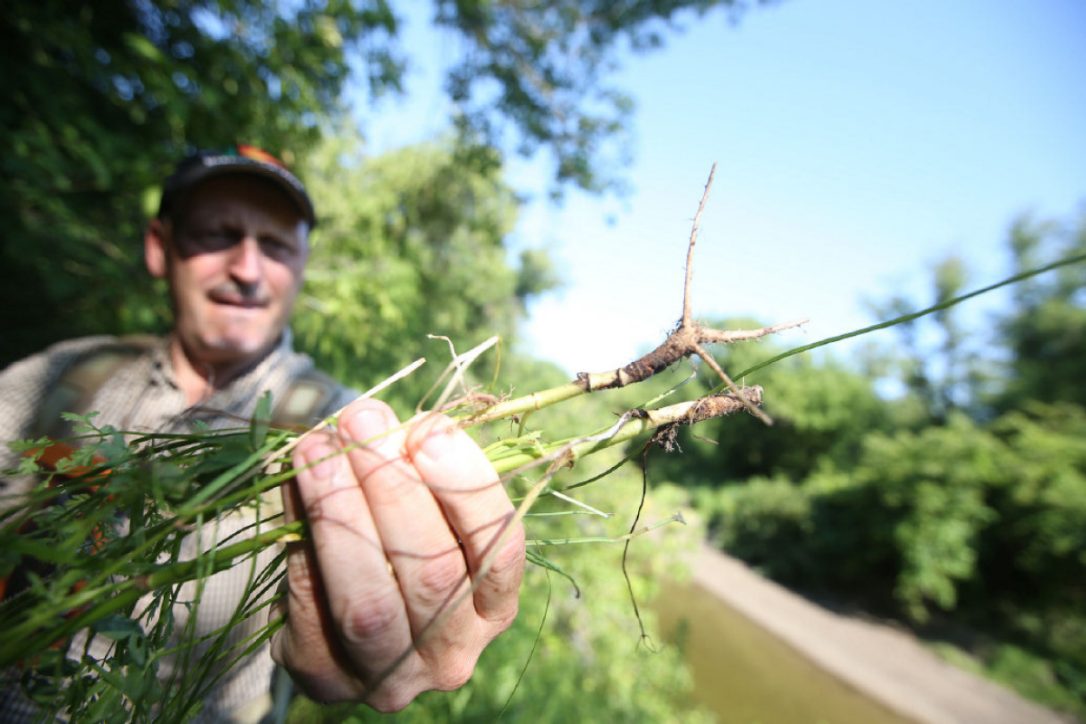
left=0, top=146, right=525, bottom=720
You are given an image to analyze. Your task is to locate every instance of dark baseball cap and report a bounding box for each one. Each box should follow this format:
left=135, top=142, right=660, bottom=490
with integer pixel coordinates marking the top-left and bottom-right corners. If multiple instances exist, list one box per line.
left=157, top=144, right=316, bottom=228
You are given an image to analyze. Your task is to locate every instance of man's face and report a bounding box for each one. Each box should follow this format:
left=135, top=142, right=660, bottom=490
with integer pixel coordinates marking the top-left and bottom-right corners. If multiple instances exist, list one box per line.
left=146, top=175, right=310, bottom=369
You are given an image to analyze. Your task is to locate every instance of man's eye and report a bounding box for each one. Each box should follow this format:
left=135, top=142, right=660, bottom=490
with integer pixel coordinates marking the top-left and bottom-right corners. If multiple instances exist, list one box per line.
left=259, top=237, right=296, bottom=260
left=186, top=230, right=238, bottom=251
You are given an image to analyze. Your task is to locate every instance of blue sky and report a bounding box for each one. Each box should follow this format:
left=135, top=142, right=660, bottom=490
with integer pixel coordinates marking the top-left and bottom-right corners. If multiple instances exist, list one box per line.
left=356, top=0, right=1086, bottom=375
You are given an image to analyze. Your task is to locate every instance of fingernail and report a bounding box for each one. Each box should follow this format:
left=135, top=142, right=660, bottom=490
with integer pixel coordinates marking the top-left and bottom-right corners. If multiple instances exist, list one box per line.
left=301, top=441, right=339, bottom=480
left=343, top=406, right=385, bottom=441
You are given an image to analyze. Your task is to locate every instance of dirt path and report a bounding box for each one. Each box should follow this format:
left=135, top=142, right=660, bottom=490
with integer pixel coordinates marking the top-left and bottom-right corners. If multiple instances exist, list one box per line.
left=689, top=543, right=1074, bottom=724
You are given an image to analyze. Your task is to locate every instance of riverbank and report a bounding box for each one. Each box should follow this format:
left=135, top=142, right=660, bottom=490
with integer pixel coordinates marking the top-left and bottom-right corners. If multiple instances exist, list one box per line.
left=687, top=543, right=1074, bottom=724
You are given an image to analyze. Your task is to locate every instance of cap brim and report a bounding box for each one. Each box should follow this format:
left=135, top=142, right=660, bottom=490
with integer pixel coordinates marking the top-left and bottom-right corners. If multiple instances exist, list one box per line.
left=160, top=154, right=317, bottom=228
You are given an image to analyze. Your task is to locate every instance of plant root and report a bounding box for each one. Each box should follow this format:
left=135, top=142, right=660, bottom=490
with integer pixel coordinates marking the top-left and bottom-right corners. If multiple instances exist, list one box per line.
left=572, top=163, right=804, bottom=425
left=575, top=323, right=800, bottom=393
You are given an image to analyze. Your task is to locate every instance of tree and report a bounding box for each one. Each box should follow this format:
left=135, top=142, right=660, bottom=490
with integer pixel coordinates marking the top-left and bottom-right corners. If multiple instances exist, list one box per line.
left=291, top=132, right=557, bottom=408
left=683, top=211, right=1086, bottom=717
left=1, top=0, right=401, bottom=366
left=864, top=256, right=991, bottom=425
left=998, top=210, right=1086, bottom=410
left=2, top=0, right=772, bottom=367
left=435, top=0, right=770, bottom=192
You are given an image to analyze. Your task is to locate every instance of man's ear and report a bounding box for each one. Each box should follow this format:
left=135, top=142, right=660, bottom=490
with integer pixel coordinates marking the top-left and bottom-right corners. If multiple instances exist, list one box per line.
left=145, top=218, right=169, bottom=278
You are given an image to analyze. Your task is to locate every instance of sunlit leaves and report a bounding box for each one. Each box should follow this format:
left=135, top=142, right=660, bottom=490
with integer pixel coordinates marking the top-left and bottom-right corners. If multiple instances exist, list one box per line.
left=435, top=0, right=765, bottom=193
left=999, top=210, right=1086, bottom=409
left=291, top=132, right=556, bottom=409
left=0, top=0, right=402, bottom=366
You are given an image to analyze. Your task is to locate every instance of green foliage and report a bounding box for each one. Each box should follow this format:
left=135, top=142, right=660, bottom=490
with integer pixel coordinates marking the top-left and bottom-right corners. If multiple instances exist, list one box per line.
left=291, top=132, right=557, bottom=411
left=705, top=404, right=1086, bottom=622
left=979, top=404, right=1086, bottom=618
left=998, top=210, right=1086, bottom=409
left=0, top=420, right=299, bottom=721
left=696, top=399, right=1086, bottom=714
left=858, top=416, right=999, bottom=621
left=699, top=476, right=813, bottom=581
left=436, top=0, right=768, bottom=193
left=2, top=0, right=782, bottom=367
left=662, top=214, right=1086, bottom=722
left=985, top=645, right=1086, bottom=718
left=1, top=0, right=401, bottom=366
left=866, top=255, right=989, bottom=424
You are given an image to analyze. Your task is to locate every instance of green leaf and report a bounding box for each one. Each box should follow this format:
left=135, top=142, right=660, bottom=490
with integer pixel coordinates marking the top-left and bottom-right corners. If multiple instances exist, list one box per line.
left=16, top=456, right=41, bottom=475
left=525, top=549, right=581, bottom=597
left=250, top=391, right=272, bottom=450
left=92, top=615, right=142, bottom=641
left=123, top=33, right=164, bottom=64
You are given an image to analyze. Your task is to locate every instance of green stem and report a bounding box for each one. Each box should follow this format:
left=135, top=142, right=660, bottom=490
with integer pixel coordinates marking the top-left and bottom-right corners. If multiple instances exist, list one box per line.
left=489, top=416, right=651, bottom=475
left=488, top=392, right=737, bottom=475
left=734, top=252, right=1086, bottom=380
left=527, top=515, right=682, bottom=547
left=462, top=381, right=587, bottom=425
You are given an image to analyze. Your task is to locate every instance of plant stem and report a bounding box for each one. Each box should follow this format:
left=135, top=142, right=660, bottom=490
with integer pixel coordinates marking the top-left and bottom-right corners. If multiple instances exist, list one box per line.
left=734, top=251, right=1086, bottom=380
left=463, top=381, right=587, bottom=426
left=488, top=390, right=758, bottom=475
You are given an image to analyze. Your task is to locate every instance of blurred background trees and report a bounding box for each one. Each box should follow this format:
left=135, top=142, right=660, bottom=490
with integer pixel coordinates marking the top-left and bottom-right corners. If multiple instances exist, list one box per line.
left=0, top=0, right=764, bottom=367
left=1, top=0, right=401, bottom=362
left=667, top=212, right=1086, bottom=716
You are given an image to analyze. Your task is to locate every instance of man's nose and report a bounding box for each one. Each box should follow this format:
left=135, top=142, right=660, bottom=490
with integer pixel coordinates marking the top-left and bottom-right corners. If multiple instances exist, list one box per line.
left=227, top=236, right=263, bottom=285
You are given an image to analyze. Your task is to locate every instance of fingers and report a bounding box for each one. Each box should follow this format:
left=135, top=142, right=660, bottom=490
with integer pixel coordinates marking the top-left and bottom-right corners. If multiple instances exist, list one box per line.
left=282, top=428, right=419, bottom=697
left=275, top=397, right=525, bottom=709
left=405, top=414, right=525, bottom=626
left=338, top=402, right=476, bottom=641
left=272, top=471, right=362, bottom=701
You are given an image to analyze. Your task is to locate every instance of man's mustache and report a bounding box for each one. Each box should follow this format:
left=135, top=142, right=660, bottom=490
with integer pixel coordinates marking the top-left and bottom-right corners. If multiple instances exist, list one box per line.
left=208, top=281, right=271, bottom=307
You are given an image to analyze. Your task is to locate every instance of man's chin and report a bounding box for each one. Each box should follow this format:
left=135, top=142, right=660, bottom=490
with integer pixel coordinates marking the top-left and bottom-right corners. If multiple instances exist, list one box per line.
left=195, top=333, right=279, bottom=368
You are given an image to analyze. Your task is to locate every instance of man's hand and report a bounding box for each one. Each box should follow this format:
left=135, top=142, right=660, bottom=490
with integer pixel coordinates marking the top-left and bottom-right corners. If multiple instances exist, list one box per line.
left=271, top=398, right=525, bottom=711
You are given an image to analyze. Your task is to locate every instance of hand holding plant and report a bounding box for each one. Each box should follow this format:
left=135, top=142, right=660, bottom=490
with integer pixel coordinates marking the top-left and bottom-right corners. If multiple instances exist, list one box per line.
left=272, top=398, right=524, bottom=711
